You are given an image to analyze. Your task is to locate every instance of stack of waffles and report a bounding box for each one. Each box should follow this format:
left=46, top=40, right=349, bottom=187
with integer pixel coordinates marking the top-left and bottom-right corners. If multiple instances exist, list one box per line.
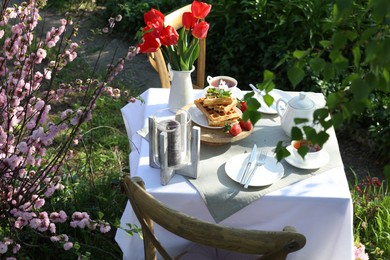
left=194, top=95, right=241, bottom=127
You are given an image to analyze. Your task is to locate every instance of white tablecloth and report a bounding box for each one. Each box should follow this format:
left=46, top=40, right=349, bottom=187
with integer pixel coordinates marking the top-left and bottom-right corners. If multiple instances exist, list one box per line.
left=115, top=88, right=354, bottom=260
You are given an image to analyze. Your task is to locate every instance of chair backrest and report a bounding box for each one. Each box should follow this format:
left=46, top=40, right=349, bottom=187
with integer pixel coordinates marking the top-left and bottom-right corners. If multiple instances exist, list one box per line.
left=148, top=4, right=206, bottom=89
left=123, top=176, right=306, bottom=260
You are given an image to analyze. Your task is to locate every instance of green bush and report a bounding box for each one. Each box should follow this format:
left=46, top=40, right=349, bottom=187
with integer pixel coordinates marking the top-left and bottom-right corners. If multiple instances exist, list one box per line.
left=99, top=0, right=190, bottom=39
left=206, top=0, right=333, bottom=90
left=352, top=175, right=390, bottom=259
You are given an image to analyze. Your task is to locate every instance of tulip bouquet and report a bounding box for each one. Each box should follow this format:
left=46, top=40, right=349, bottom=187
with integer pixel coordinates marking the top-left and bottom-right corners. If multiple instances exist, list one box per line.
left=137, top=1, right=211, bottom=71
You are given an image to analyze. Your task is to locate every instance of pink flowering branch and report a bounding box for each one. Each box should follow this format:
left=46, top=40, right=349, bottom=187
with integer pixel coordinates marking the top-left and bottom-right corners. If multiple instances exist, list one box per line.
left=0, top=0, right=139, bottom=257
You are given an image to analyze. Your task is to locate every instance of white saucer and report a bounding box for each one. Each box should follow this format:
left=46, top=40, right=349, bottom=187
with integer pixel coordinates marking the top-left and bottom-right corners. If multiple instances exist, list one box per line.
left=188, top=106, right=223, bottom=129
left=225, top=153, right=284, bottom=187
left=255, top=89, right=291, bottom=115
left=284, top=145, right=330, bottom=170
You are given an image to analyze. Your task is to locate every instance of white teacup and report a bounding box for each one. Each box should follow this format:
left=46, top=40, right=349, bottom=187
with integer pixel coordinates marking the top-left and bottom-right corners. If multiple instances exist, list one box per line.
left=291, top=140, right=323, bottom=164
left=206, top=75, right=242, bottom=98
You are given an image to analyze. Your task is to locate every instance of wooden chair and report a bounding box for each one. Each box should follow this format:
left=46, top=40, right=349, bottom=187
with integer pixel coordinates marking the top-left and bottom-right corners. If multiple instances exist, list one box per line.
left=123, top=176, right=307, bottom=260
left=148, top=4, right=206, bottom=89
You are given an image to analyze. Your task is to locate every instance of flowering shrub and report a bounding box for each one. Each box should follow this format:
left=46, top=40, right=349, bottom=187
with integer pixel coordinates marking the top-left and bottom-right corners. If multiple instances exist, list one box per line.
left=137, top=0, right=211, bottom=71
left=352, top=174, right=389, bottom=259
left=0, top=0, right=138, bottom=257
left=354, top=242, right=369, bottom=260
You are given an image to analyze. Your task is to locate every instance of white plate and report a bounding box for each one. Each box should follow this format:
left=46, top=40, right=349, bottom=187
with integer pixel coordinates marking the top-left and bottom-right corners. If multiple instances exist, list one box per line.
left=255, top=89, right=291, bottom=115
left=188, top=106, right=223, bottom=129
left=284, top=145, right=330, bottom=169
left=225, top=153, right=284, bottom=187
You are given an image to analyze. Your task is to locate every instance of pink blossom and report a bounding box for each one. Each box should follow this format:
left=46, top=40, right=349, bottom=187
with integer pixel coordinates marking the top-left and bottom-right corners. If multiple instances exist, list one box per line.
left=50, top=236, right=60, bottom=242
left=0, top=242, right=8, bottom=254
left=49, top=223, right=56, bottom=233
left=36, top=48, right=47, bottom=59
left=34, top=197, right=45, bottom=209
left=12, top=244, right=20, bottom=254
left=99, top=223, right=111, bottom=233
left=50, top=210, right=67, bottom=223
left=354, top=243, right=369, bottom=260
left=63, top=242, right=73, bottom=251
left=16, top=141, right=28, bottom=153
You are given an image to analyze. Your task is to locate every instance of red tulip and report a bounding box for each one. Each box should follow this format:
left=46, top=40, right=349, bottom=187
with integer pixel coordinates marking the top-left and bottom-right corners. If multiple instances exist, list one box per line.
left=143, top=21, right=163, bottom=38
left=191, top=1, right=211, bottom=19
left=138, top=32, right=161, bottom=53
left=182, top=12, right=196, bottom=30
left=160, top=26, right=179, bottom=46
left=192, top=21, right=209, bottom=39
left=144, top=8, right=165, bottom=25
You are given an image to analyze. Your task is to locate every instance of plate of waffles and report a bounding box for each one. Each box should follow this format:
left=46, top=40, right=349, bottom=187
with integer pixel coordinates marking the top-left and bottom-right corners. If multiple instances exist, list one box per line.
left=182, top=96, right=253, bottom=145
left=188, top=106, right=223, bottom=129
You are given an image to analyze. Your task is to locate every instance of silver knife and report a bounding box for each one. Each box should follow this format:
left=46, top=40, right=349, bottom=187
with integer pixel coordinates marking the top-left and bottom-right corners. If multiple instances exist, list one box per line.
left=240, top=144, right=257, bottom=184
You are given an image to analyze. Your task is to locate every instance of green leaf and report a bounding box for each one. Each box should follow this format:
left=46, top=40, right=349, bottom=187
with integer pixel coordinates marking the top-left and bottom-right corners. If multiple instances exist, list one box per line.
left=316, top=131, right=330, bottom=147
left=263, top=94, right=274, bottom=107
left=293, top=50, right=308, bottom=59
left=352, top=46, right=361, bottom=69
left=294, top=118, right=309, bottom=125
left=350, top=78, right=371, bottom=101
left=320, top=40, right=331, bottom=48
left=336, top=0, right=352, bottom=17
left=275, top=141, right=291, bottom=162
left=309, top=57, right=326, bottom=75
left=332, top=32, right=347, bottom=50
left=291, top=127, right=303, bottom=140
left=297, top=145, right=309, bottom=158
left=242, top=110, right=261, bottom=125
left=246, top=96, right=261, bottom=110
left=287, top=66, right=305, bottom=88
left=322, top=62, right=335, bottom=81
left=263, top=70, right=275, bottom=81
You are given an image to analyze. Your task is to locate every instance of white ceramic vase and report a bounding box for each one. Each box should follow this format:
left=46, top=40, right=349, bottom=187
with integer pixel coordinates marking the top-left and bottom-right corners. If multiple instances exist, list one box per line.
left=168, top=66, right=195, bottom=111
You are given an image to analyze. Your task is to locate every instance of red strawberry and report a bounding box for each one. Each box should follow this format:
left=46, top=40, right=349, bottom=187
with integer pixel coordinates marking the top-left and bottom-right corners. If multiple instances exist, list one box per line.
left=239, top=101, right=247, bottom=112
left=228, top=123, right=242, bottom=136
left=239, top=119, right=253, bottom=131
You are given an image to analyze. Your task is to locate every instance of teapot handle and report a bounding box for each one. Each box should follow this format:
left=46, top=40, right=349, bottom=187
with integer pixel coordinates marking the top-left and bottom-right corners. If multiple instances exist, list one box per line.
left=206, top=75, right=212, bottom=83
left=276, top=98, right=288, bottom=117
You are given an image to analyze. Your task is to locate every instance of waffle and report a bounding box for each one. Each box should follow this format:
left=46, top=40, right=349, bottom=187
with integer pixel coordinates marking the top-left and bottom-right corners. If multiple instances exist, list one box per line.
left=203, top=96, right=235, bottom=106
left=194, top=98, right=241, bottom=127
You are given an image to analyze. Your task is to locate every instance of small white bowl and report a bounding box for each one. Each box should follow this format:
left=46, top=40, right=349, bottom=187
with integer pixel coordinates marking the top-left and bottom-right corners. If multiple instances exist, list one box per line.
left=206, top=76, right=242, bottom=98
left=291, top=140, right=323, bottom=164
left=207, top=75, right=238, bottom=89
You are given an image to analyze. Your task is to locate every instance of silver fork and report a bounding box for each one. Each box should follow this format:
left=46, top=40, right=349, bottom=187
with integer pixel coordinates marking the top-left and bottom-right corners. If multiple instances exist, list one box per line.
left=243, top=150, right=267, bottom=188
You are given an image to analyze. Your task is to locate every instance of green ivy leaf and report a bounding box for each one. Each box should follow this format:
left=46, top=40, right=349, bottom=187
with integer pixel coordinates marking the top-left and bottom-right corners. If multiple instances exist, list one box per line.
left=332, top=31, right=347, bottom=50
left=291, top=127, right=303, bottom=140
left=294, top=118, right=309, bottom=125
left=242, top=110, right=261, bottom=125
left=322, top=62, right=335, bottom=81
left=287, top=66, right=305, bottom=88
left=275, top=141, right=291, bottom=162
left=350, top=78, right=371, bottom=101
left=316, top=131, right=330, bottom=147
left=320, top=40, right=331, bottom=48
left=309, top=57, right=326, bottom=75
left=293, top=50, right=308, bottom=59
left=263, top=94, right=274, bottom=107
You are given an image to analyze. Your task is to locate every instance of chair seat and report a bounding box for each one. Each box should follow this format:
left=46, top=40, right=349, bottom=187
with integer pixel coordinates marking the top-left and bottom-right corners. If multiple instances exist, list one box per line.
left=177, top=243, right=259, bottom=260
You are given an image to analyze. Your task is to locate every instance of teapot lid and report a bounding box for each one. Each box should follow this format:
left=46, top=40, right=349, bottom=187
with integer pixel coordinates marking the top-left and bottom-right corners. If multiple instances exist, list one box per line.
left=289, top=92, right=315, bottom=109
